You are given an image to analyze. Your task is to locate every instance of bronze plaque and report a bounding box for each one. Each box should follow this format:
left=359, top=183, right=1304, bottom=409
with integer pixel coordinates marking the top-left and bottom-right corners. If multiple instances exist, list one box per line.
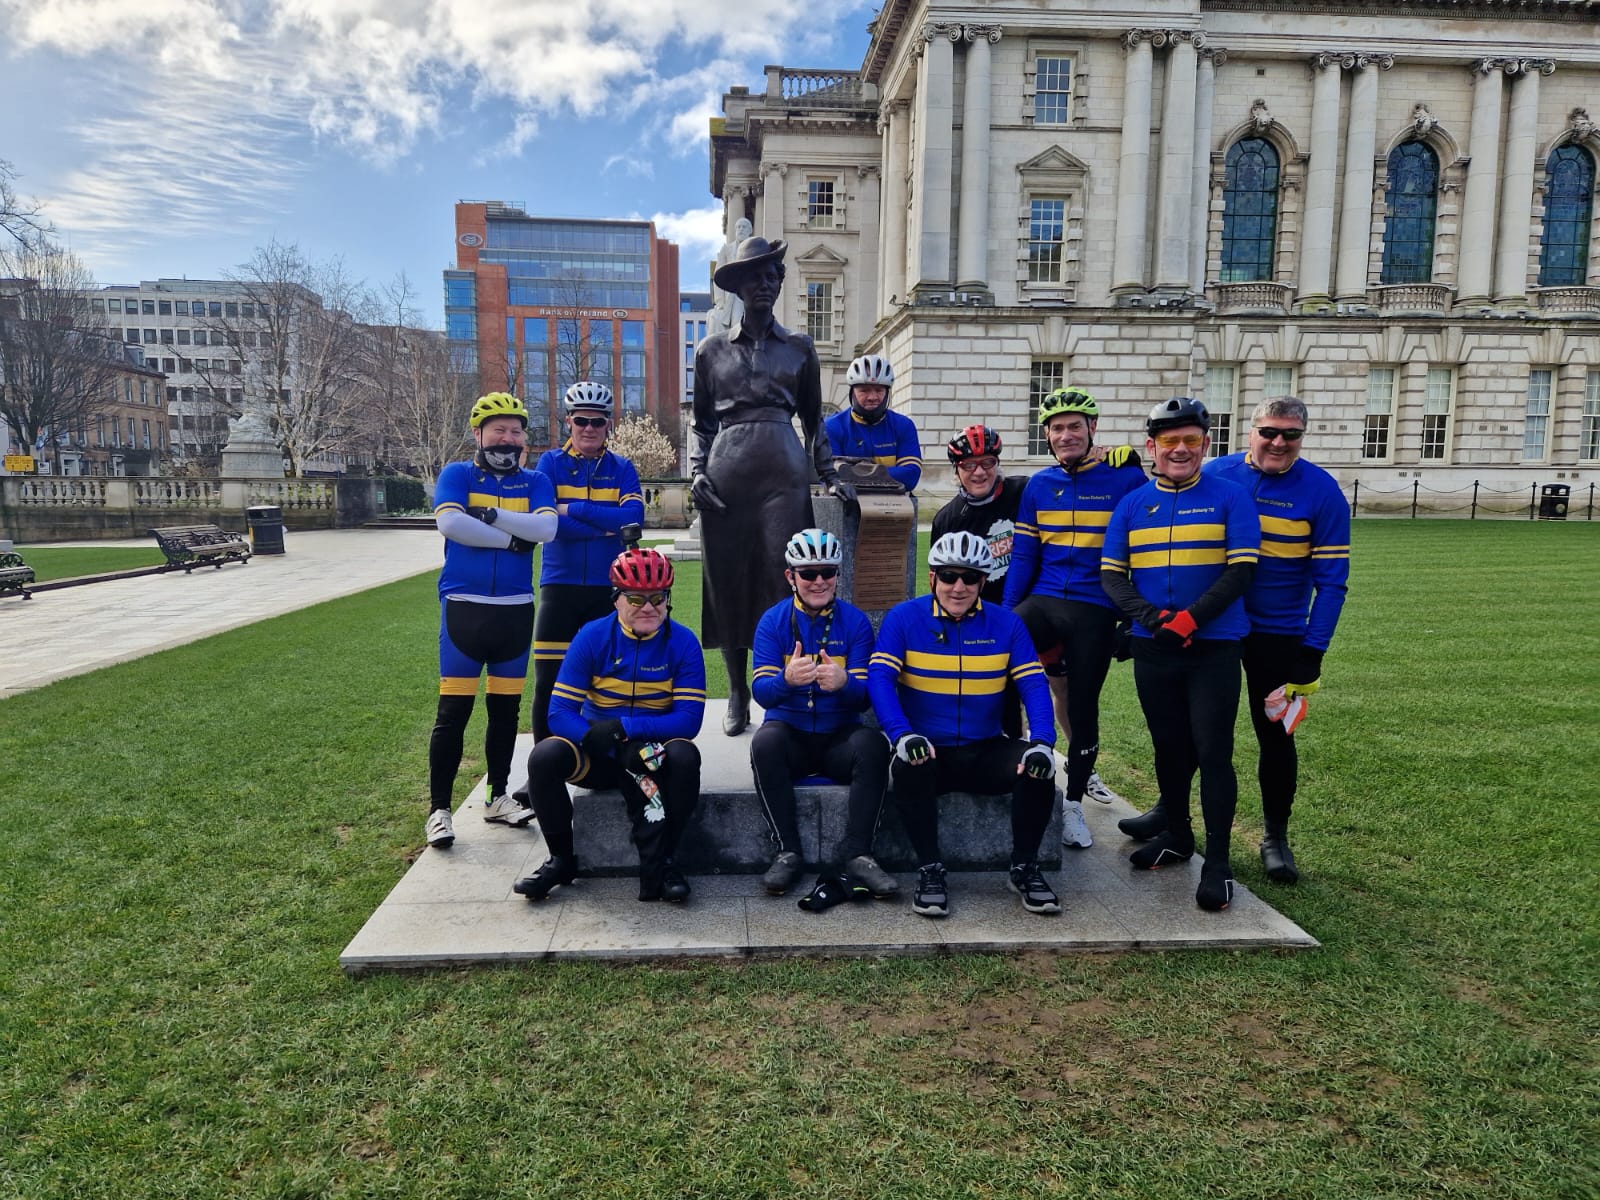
left=852, top=493, right=915, bottom=610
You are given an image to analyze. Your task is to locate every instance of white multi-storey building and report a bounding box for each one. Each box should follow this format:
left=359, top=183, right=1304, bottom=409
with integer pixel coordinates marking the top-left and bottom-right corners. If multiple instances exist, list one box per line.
left=710, top=0, right=1600, bottom=507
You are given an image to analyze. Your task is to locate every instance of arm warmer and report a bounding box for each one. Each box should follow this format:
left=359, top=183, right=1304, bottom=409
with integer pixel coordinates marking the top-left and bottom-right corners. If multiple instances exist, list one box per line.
left=494, top=508, right=558, bottom=544
left=437, top=507, right=513, bottom=549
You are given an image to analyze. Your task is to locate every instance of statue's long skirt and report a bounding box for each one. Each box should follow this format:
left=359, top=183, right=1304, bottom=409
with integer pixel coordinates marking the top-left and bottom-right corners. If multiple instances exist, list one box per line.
left=699, top=419, right=814, bottom=650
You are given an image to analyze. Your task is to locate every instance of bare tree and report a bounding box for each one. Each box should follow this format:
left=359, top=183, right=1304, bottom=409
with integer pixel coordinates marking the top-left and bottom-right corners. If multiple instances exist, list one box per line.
left=0, top=160, right=49, bottom=248
left=366, top=272, right=470, bottom=484
left=0, top=238, right=122, bottom=457
left=193, top=239, right=378, bottom=476
left=550, top=270, right=603, bottom=396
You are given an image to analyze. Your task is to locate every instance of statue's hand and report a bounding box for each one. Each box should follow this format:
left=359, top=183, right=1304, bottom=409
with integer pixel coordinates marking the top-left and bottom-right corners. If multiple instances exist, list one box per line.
left=690, top=473, right=727, bottom=513
left=829, top=479, right=858, bottom=504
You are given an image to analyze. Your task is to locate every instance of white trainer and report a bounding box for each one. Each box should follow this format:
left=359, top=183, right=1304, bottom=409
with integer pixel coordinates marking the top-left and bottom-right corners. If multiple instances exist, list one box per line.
left=1085, top=772, right=1122, bottom=805
left=1061, top=799, right=1093, bottom=849
left=425, top=808, right=455, bottom=849
left=484, top=792, right=536, bottom=827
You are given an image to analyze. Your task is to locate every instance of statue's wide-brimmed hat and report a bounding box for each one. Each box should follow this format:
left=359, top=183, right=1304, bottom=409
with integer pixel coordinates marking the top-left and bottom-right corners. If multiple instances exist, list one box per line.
left=713, top=236, right=788, bottom=290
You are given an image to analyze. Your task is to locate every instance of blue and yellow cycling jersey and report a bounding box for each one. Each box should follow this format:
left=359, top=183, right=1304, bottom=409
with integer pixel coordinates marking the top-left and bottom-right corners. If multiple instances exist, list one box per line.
left=433, top=460, right=557, bottom=601
left=548, top=613, right=707, bottom=744
left=1003, top=459, right=1146, bottom=609
left=1204, top=451, right=1350, bottom=650
left=752, top=595, right=874, bottom=735
left=868, top=596, right=1054, bottom=746
left=533, top=444, right=646, bottom=587
left=824, top=408, right=922, bottom=492
left=1101, top=473, right=1261, bottom=641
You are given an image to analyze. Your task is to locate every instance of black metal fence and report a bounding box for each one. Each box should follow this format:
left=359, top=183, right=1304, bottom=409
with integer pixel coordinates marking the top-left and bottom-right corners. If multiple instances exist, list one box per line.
left=1346, top=479, right=1595, bottom=520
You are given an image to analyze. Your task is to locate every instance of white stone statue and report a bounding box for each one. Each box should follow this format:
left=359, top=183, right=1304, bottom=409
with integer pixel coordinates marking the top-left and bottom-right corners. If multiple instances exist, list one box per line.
left=706, top=216, right=754, bottom=337
left=226, top=392, right=275, bottom=447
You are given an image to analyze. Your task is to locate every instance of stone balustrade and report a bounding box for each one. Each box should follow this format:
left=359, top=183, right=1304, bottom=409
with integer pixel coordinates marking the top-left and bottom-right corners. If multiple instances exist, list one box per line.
left=1533, top=286, right=1600, bottom=317
left=1207, top=281, right=1293, bottom=314
left=769, top=66, right=870, bottom=107
left=1372, top=283, right=1453, bottom=315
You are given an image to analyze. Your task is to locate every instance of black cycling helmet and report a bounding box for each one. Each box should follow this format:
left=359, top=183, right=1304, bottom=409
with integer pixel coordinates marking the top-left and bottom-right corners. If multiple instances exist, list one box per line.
left=1146, top=397, right=1210, bottom=436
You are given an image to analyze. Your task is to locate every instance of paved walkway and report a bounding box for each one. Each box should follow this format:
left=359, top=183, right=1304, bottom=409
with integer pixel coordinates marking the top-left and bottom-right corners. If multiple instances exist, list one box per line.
left=340, top=700, right=1317, bottom=972
left=1, top=528, right=441, bottom=697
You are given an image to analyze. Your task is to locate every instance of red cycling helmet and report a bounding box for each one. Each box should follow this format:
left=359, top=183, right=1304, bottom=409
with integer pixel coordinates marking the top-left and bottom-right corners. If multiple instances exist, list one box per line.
left=947, top=424, right=1003, bottom=464
left=609, top=548, right=674, bottom=591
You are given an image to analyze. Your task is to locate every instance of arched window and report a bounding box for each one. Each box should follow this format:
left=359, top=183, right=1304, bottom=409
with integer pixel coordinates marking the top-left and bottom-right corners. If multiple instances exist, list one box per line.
left=1382, top=141, right=1439, bottom=284
left=1539, top=144, right=1596, bottom=287
left=1220, top=138, right=1280, bottom=282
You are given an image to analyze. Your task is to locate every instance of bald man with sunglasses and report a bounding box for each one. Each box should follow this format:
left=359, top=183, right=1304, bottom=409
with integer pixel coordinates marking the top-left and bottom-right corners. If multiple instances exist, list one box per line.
left=1204, top=397, right=1350, bottom=885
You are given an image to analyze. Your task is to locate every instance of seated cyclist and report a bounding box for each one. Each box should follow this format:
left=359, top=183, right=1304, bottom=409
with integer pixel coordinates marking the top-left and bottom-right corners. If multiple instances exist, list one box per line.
left=869, top=532, right=1060, bottom=919
left=750, top=528, right=895, bottom=902
left=514, top=549, right=707, bottom=904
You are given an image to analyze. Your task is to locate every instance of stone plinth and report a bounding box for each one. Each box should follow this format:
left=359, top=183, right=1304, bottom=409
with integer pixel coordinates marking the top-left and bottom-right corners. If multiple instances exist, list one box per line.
left=813, top=491, right=918, bottom=627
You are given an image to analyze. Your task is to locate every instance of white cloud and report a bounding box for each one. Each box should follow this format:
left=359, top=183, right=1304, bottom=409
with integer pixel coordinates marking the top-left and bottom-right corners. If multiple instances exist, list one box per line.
left=648, top=203, right=726, bottom=287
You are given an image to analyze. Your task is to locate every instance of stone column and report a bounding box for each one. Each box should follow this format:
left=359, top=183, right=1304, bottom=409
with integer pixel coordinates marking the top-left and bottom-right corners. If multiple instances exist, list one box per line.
left=1458, top=60, right=1508, bottom=307
left=956, top=25, right=1001, bottom=293
left=856, top=164, right=882, bottom=329
left=911, top=23, right=960, bottom=295
left=1335, top=54, right=1393, bottom=301
left=1155, top=32, right=1200, bottom=292
left=1495, top=59, right=1554, bottom=303
left=760, top=162, right=787, bottom=245
left=1190, top=47, right=1225, bottom=292
left=1298, top=54, right=1345, bottom=305
left=1113, top=31, right=1156, bottom=295
left=879, top=101, right=911, bottom=313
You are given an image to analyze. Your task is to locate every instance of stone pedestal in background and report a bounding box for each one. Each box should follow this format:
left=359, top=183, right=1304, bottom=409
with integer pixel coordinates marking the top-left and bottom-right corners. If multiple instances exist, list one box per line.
left=813, top=490, right=919, bottom=628
left=219, top=406, right=283, bottom=480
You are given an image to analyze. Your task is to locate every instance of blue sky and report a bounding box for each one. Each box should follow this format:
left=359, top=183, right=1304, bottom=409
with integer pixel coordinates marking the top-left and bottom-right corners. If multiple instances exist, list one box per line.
left=0, top=0, right=876, bottom=327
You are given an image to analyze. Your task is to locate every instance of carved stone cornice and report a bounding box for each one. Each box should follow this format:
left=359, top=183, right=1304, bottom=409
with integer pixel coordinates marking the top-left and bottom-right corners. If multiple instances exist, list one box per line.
left=1310, top=51, right=1396, bottom=72
left=963, top=24, right=1002, bottom=44
left=1123, top=29, right=1208, bottom=51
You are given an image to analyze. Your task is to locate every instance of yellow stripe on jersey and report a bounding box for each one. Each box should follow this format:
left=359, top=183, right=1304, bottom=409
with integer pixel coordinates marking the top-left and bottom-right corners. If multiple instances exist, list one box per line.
left=672, top=688, right=707, bottom=699
left=555, top=485, right=621, bottom=503
left=485, top=676, right=525, bottom=694
left=592, top=676, right=672, bottom=698
left=1130, top=523, right=1226, bottom=546
left=551, top=682, right=588, bottom=703
left=753, top=665, right=781, bottom=678
left=1129, top=547, right=1230, bottom=568
left=895, top=456, right=921, bottom=465
left=1260, top=515, right=1311, bottom=539
left=1260, top=541, right=1311, bottom=559
left=467, top=491, right=530, bottom=513
left=902, top=672, right=1007, bottom=696
left=1040, top=530, right=1107, bottom=549
left=1010, top=661, right=1046, bottom=681
left=1035, top=508, right=1113, bottom=530
left=434, top=501, right=464, bottom=515
left=1312, top=545, right=1350, bottom=558
left=1226, top=548, right=1260, bottom=563
left=870, top=652, right=904, bottom=670
left=1014, top=520, right=1039, bottom=537
left=621, top=491, right=644, bottom=504
left=904, top=649, right=1011, bottom=673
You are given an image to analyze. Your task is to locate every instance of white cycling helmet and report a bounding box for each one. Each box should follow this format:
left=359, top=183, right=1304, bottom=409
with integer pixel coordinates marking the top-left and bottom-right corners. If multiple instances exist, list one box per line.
left=784, top=527, right=843, bottom=568
left=564, top=381, right=614, bottom=415
left=928, top=531, right=995, bottom=574
left=845, top=354, right=894, bottom=391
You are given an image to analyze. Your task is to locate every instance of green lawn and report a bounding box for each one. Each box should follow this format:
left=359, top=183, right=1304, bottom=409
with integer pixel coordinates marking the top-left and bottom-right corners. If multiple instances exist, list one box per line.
left=13, top=544, right=166, bottom=582
left=0, top=522, right=1595, bottom=1198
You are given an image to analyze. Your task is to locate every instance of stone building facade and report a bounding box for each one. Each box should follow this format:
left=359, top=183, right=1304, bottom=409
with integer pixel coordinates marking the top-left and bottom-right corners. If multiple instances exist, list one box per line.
left=710, top=0, right=1600, bottom=505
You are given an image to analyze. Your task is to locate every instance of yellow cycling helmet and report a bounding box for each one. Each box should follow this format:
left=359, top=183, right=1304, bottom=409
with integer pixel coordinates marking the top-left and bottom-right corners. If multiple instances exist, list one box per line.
left=470, top=392, right=529, bottom=429
left=1038, top=386, right=1099, bottom=424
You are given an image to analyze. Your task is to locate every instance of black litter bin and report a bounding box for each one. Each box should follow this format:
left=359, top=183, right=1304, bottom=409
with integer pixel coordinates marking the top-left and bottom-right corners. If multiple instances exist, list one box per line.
left=246, top=505, right=286, bottom=554
left=1538, top=484, right=1570, bottom=521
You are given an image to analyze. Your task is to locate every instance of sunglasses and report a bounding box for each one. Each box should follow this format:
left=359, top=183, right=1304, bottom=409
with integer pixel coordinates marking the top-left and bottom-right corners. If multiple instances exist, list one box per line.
left=621, top=591, right=669, bottom=608
left=570, top=415, right=609, bottom=429
left=935, top=568, right=986, bottom=587
left=956, top=457, right=999, bottom=473
left=793, top=566, right=839, bottom=582
left=1153, top=433, right=1205, bottom=449
left=1255, top=426, right=1305, bottom=442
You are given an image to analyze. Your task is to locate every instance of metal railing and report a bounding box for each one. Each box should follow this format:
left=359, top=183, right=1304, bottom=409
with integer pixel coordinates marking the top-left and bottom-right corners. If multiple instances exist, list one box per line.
left=1345, top=478, right=1595, bottom=520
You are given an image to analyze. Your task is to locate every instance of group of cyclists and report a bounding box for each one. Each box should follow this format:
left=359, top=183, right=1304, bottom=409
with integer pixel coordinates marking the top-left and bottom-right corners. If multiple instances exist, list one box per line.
left=427, top=354, right=1349, bottom=917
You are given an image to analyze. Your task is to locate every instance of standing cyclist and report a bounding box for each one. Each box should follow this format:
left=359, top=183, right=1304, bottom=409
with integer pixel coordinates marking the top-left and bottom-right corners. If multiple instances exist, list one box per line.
left=425, top=392, right=558, bottom=849
left=1100, top=398, right=1259, bottom=911
left=823, top=354, right=922, bottom=493
left=529, top=381, right=646, bottom=740
left=870, top=532, right=1060, bottom=919
left=749, top=528, right=894, bottom=899
left=1205, top=396, right=1349, bottom=884
left=1003, top=387, right=1145, bottom=848
left=515, top=548, right=706, bottom=903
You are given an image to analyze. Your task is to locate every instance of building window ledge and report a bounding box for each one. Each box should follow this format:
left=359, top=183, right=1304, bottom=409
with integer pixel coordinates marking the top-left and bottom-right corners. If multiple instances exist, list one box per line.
left=1207, top=281, right=1292, bottom=315
left=1371, top=283, right=1452, bottom=315
left=1533, top=286, right=1600, bottom=317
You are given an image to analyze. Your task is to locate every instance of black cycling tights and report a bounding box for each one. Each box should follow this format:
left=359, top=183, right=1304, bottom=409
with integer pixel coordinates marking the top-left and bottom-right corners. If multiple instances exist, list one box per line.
left=428, top=692, right=522, bottom=809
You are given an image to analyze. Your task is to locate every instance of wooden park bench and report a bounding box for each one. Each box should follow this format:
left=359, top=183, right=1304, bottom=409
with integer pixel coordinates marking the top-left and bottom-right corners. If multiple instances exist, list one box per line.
left=148, top=525, right=252, bottom=573
left=0, top=550, right=35, bottom=599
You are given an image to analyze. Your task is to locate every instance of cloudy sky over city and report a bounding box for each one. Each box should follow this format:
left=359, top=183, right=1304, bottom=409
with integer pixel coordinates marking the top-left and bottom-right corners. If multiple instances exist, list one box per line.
left=0, top=0, right=876, bottom=324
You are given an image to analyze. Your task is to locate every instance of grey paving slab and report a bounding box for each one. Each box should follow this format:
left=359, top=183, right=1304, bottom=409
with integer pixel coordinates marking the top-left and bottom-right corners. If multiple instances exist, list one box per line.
left=340, top=704, right=1319, bottom=972
left=2, top=528, right=443, bottom=697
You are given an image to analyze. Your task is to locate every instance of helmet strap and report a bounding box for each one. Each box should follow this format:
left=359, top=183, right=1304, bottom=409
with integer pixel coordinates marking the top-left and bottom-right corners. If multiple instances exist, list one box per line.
left=850, top=392, right=888, bottom=423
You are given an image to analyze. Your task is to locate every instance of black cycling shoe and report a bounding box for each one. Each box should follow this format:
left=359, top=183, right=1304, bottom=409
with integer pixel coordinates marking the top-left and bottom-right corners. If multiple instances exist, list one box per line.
left=661, top=865, right=691, bottom=904
left=1129, top=830, right=1195, bottom=870
left=513, top=855, right=578, bottom=901
left=1117, top=803, right=1167, bottom=842
left=1260, top=833, right=1300, bottom=885
left=1196, top=859, right=1235, bottom=911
